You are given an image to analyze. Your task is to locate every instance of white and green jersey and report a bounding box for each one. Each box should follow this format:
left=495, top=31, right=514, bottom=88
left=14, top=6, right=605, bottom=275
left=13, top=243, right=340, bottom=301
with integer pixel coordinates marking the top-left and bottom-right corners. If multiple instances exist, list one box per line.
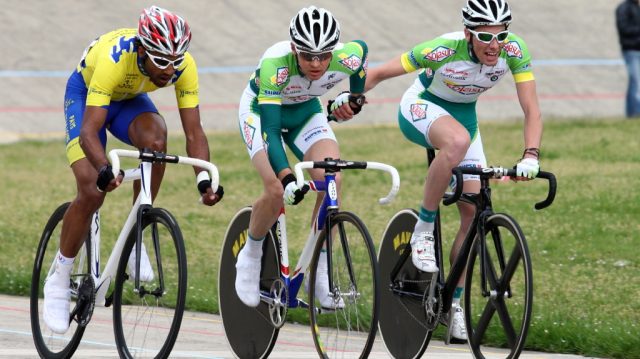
left=243, top=40, right=368, bottom=174
left=400, top=31, right=534, bottom=104
left=248, top=40, right=368, bottom=105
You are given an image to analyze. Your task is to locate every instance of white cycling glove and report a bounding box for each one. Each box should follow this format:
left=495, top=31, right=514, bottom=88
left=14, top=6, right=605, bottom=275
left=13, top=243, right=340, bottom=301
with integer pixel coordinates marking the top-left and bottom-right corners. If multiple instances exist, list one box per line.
left=282, top=174, right=310, bottom=205
left=328, top=91, right=351, bottom=114
left=516, top=157, right=540, bottom=179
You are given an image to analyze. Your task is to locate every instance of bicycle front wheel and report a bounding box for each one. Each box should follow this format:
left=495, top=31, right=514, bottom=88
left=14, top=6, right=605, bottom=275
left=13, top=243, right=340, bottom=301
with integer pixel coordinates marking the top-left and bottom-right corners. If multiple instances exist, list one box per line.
left=113, top=207, right=187, bottom=359
left=309, top=211, right=379, bottom=359
left=465, top=213, right=533, bottom=359
left=30, top=202, right=93, bottom=358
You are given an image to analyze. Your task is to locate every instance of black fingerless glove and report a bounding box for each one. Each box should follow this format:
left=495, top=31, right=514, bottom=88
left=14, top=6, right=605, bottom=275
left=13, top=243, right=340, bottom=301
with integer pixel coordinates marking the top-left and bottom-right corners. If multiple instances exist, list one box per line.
left=96, top=164, right=114, bottom=192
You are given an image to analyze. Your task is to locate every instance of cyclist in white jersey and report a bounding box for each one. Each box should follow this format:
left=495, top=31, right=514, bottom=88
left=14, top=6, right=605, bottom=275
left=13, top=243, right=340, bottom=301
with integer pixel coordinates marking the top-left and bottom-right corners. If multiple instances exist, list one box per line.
left=235, top=6, right=368, bottom=309
left=365, top=0, right=542, bottom=342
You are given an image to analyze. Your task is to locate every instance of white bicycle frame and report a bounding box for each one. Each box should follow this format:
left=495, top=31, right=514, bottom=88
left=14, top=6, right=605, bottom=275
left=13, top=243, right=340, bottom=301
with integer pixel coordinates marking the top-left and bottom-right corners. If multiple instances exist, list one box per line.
left=65, top=149, right=219, bottom=307
left=267, top=160, right=399, bottom=303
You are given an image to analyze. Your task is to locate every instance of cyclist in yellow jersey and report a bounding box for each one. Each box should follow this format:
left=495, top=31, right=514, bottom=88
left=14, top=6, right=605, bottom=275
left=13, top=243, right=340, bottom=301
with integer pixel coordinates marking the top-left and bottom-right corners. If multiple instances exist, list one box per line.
left=44, top=6, right=223, bottom=334
left=365, top=0, right=542, bottom=342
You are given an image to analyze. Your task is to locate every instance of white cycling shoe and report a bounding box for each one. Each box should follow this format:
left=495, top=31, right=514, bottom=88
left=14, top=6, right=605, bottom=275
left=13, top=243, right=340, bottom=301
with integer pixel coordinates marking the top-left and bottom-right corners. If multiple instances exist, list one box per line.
left=234, top=245, right=262, bottom=308
left=43, top=269, right=71, bottom=334
left=450, top=304, right=468, bottom=342
left=410, top=231, right=438, bottom=273
left=128, top=242, right=155, bottom=282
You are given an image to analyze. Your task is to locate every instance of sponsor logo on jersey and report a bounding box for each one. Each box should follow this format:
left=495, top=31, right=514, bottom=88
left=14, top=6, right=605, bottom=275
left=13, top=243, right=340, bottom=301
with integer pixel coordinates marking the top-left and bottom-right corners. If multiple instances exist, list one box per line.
left=264, top=90, right=281, bottom=96
left=410, top=103, right=428, bottom=122
left=339, top=54, right=362, bottom=71
left=303, top=126, right=328, bottom=142
left=424, top=68, right=434, bottom=78
left=442, top=67, right=470, bottom=81
left=178, top=89, right=199, bottom=98
left=424, top=46, right=456, bottom=62
left=271, top=67, right=289, bottom=86
left=504, top=41, right=523, bottom=59
left=88, top=87, right=110, bottom=97
left=359, top=57, right=369, bottom=78
left=445, top=82, right=488, bottom=95
left=243, top=118, right=256, bottom=150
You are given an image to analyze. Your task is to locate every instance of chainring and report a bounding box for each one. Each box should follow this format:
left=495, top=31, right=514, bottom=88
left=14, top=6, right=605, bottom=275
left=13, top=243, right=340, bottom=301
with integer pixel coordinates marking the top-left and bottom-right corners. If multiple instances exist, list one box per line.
left=268, top=278, right=288, bottom=329
left=75, top=276, right=96, bottom=327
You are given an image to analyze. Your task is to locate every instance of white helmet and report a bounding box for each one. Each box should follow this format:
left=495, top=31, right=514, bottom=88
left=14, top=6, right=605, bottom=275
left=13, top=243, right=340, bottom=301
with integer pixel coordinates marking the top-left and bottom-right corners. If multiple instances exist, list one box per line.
left=462, top=0, right=512, bottom=28
left=289, top=6, right=340, bottom=53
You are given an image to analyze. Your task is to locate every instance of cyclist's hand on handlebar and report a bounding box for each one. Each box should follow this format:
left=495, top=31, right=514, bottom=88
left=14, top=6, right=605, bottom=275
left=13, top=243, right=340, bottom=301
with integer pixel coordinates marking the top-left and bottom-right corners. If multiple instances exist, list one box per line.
left=514, top=157, right=539, bottom=181
left=96, top=164, right=123, bottom=192
left=197, top=172, right=224, bottom=206
left=200, top=185, right=224, bottom=206
left=282, top=173, right=309, bottom=205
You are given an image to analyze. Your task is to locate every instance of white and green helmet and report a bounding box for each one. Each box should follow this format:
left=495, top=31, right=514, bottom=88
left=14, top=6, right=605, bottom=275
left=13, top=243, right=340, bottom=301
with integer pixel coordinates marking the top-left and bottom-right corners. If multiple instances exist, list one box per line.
left=462, top=0, right=512, bottom=28
left=289, top=6, right=340, bottom=53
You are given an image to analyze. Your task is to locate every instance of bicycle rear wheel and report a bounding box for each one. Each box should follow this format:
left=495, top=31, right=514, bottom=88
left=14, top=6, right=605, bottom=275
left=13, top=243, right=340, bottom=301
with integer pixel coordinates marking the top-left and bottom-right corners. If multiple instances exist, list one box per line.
left=113, top=207, right=187, bottom=358
left=464, top=213, right=533, bottom=359
left=30, top=202, right=93, bottom=358
left=377, top=209, right=433, bottom=359
left=309, top=211, right=379, bottom=359
left=218, top=207, right=280, bottom=359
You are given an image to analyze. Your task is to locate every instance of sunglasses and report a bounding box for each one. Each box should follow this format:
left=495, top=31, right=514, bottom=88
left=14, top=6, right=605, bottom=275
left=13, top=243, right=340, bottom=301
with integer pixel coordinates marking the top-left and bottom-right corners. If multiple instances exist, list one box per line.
left=468, top=30, right=509, bottom=44
left=297, top=50, right=332, bottom=62
left=146, top=52, right=185, bottom=69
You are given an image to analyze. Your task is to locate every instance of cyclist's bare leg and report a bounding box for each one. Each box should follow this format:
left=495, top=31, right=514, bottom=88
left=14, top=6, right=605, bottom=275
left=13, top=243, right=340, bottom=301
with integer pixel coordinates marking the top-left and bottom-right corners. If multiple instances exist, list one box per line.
left=59, top=158, right=107, bottom=257
left=422, top=116, right=470, bottom=212
left=303, top=139, right=341, bottom=227
left=249, top=151, right=284, bottom=239
left=128, top=112, right=168, bottom=203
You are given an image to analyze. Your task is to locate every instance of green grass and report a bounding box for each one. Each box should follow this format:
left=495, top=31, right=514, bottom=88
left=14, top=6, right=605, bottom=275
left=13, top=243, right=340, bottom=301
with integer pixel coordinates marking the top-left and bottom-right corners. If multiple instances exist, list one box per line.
left=2, top=119, right=639, bottom=358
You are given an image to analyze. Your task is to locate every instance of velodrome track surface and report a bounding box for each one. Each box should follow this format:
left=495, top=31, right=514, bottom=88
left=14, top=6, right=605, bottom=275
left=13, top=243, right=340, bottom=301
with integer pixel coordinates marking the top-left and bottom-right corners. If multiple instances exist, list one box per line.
left=0, top=1, right=620, bottom=357
left=0, top=0, right=628, bottom=143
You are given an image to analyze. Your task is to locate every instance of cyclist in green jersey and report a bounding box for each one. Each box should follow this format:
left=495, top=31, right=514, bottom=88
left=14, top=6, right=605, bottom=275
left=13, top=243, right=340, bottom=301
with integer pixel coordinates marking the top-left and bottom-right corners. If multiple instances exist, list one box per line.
left=365, top=0, right=542, bottom=342
left=235, top=6, right=368, bottom=308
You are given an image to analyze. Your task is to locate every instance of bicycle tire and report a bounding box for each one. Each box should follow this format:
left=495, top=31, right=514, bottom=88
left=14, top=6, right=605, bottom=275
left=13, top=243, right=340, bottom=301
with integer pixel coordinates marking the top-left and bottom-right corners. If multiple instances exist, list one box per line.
left=218, top=207, right=280, bottom=359
left=113, top=207, right=187, bottom=358
left=464, top=213, right=533, bottom=359
left=377, top=209, right=433, bottom=359
left=30, top=202, right=92, bottom=358
left=309, top=211, right=379, bottom=359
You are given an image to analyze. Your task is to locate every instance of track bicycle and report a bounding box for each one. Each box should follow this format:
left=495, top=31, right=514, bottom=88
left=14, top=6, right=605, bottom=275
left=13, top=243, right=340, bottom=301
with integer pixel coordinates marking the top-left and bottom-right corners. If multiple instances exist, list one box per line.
left=219, top=158, right=400, bottom=359
left=378, top=149, right=556, bottom=359
left=30, top=148, right=220, bottom=358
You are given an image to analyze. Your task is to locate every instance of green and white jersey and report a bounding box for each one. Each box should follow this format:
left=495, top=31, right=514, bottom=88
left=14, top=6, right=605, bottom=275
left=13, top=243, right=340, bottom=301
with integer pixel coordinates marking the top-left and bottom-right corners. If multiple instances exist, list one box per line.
left=400, top=31, right=534, bottom=103
left=248, top=40, right=368, bottom=105
left=241, top=40, right=368, bottom=174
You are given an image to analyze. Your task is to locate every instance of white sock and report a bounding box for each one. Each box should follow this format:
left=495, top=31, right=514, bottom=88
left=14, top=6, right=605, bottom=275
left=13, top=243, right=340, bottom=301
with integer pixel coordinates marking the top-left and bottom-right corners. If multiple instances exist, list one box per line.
left=243, top=235, right=264, bottom=258
left=414, top=219, right=435, bottom=234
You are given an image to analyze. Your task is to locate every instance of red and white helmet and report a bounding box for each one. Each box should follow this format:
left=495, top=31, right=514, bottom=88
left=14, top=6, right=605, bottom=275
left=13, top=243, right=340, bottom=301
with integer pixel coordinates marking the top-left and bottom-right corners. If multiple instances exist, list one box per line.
left=138, top=6, right=191, bottom=56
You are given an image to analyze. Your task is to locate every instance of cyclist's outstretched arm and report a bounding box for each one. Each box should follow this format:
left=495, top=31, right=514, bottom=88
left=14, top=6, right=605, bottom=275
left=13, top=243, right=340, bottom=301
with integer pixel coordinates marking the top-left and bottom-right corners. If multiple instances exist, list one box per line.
left=364, top=54, right=406, bottom=92
left=514, top=80, right=542, bottom=181
left=515, top=80, right=542, bottom=152
left=179, top=107, right=223, bottom=206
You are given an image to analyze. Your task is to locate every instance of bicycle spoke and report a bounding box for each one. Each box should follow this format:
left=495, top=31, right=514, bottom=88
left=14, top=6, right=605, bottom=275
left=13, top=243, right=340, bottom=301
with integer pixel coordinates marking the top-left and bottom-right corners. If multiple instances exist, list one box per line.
left=494, top=297, right=518, bottom=347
